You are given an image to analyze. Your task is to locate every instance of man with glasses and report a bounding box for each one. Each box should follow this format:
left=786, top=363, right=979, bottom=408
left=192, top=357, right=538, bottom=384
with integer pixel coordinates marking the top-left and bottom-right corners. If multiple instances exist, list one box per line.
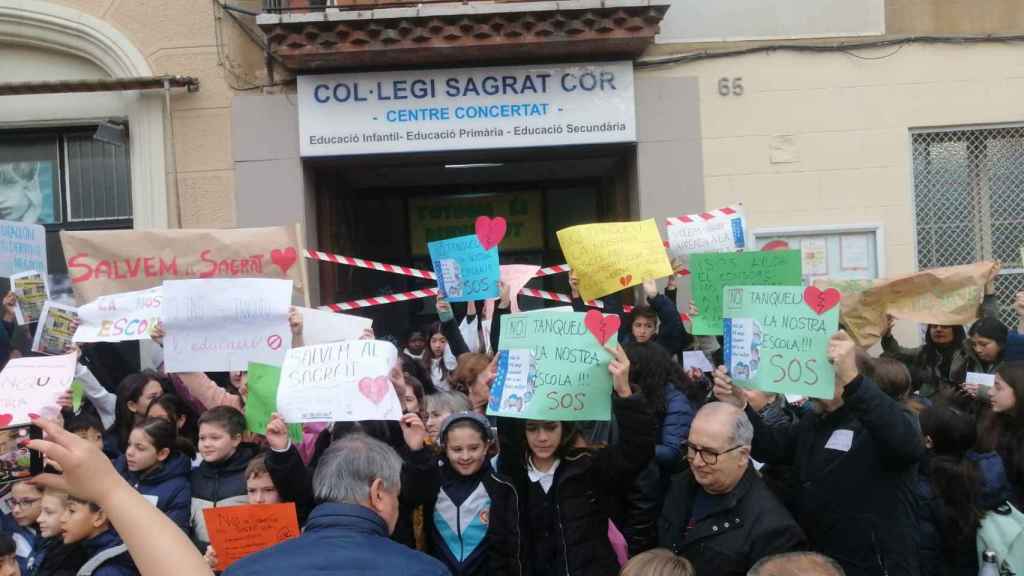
left=657, top=402, right=805, bottom=576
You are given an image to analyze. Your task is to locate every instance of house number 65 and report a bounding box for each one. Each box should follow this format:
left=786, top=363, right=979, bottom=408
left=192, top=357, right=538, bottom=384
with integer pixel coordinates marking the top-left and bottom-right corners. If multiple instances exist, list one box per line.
left=718, top=77, right=744, bottom=96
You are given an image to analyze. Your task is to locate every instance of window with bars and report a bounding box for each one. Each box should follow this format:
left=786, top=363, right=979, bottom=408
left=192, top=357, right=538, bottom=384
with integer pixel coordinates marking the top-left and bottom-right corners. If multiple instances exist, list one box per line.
left=911, top=125, right=1024, bottom=328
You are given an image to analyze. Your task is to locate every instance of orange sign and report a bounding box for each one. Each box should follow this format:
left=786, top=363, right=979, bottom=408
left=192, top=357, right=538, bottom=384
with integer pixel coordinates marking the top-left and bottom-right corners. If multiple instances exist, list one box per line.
left=203, top=503, right=300, bottom=570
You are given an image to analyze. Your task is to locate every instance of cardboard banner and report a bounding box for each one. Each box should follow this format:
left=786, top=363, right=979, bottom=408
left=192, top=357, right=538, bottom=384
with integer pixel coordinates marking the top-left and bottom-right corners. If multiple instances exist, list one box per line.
left=0, top=353, right=77, bottom=425
left=666, top=204, right=746, bottom=267
left=12, top=270, right=47, bottom=324
left=0, top=221, right=46, bottom=278
left=161, top=278, right=293, bottom=373
left=32, top=302, right=79, bottom=355
left=724, top=286, right=839, bottom=399
left=244, top=363, right=303, bottom=443
left=203, top=503, right=300, bottom=571
left=296, top=306, right=372, bottom=346
left=486, top=311, right=615, bottom=421
left=73, top=287, right=162, bottom=343
left=60, top=226, right=303, bottom=304
left=814, top=261, right=996, bottom=347
left=277, top=340, right=401, bottom=423
left=689, top=250, right=802, bottom=335
left=428, top=234, right=500, bottom=302
left=556, top=219, right=673, bottom=302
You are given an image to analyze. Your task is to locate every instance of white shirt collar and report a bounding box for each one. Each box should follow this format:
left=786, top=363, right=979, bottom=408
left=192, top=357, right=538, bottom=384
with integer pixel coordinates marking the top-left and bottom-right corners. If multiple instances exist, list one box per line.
left=527, top=456, right=560, bottom=493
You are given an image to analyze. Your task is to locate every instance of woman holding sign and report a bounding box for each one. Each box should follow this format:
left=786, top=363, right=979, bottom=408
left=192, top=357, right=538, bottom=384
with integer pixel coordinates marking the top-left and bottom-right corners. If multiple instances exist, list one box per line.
left=496, top=345, right=655, bottom=576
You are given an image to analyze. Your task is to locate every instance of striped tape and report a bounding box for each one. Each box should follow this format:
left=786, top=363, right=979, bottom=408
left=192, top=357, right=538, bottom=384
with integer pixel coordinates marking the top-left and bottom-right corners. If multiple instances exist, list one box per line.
left=305, top=249, right=570, bottom=279
left=665, top=204, right=740, bottom=227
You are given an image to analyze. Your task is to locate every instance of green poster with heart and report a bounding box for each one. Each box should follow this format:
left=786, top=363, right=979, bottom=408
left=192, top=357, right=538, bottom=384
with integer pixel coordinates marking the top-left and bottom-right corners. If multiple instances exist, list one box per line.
left=723, top=286, right=839, bottom=399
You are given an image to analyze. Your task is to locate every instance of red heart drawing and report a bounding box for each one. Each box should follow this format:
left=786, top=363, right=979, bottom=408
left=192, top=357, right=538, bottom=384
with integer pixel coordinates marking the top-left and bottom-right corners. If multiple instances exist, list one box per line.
left=270, top=247, right=298, bottom=275
left=474, top=216, right=507, bottom=251
left=803, top=286, right=841, bottom=315
left=618, top=274, right=633, bottom=287
left=358, top=376, right=391, bottom=405
left=27, top=413, right=40, bottom=420
left=584, top=310, right=621, bottom=345
left=0, top=414, right=12, bottom=427
left=762, top=240, right=790, bottom=251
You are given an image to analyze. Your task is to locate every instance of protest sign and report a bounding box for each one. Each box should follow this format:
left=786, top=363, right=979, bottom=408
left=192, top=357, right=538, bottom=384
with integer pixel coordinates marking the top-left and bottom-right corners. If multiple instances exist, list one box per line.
left=966, top=372, right=995, bottom=388
left=161, top=278, right=293, bottom=372
left=556, top=219, right=673, bottom=302
left=0, top=353, right=76, bottom=426
left=60, top=226, right=304, bottom=304
left=689, top=251, right=802, bottom=335
left=0, top=221, right=46, bottom=278
left=665, top=204, right=746, bottom=267
left=32, top=302, right=78, bottom=355
left=486, top=311, right=614, bottom=421
left=724, top=286, right=839, bottom=399
left=813, top=261, right=997, bottom=347
left=245, top=363, right=303, bottom=443
left=682, top=351, right=714, bottom=373
left=502, top=264, right=541, bottom=313
left=11, top=270, right=47, bottom=325
left=277, top=340, right=401, bottom=423
left=73, top=286, right=162, bottom=343
left=203, top=503, right=300, bottom=571
left=427, top=234, right=500, bottom=302
left=295, top=306, right=372, bottom=346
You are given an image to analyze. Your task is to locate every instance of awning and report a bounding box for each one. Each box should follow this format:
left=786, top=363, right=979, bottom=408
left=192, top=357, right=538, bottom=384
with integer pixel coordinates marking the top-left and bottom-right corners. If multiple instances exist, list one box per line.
left=0, top=75, right=199, bottom=96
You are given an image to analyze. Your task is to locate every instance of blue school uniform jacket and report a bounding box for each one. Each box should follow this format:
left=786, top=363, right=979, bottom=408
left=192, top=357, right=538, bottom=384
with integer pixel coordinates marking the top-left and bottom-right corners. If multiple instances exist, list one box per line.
left=115, top=452, right=191, bottom=533
left=78, top=529, right=136, bottom=576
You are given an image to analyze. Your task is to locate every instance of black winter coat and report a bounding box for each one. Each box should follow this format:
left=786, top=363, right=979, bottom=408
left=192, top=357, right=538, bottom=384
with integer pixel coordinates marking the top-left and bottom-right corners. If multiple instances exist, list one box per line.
left=497, top=394, right=656, bottom=576
left=265, top=444, right=315, bottom=526
left=748, top=376, right=926, bottom=576
left=657, top=466, right=805, bottom=576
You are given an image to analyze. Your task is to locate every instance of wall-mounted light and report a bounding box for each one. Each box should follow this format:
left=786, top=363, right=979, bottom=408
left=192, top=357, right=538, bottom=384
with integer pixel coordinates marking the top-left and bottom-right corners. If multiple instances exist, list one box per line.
left=443, top=163, right=504, bottom=169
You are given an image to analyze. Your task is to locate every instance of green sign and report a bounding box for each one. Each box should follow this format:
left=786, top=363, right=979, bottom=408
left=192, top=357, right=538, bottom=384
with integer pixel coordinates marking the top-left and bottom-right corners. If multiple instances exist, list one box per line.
left=246, top=363, right=302, bottom=444
left=71, top=380, right=83, bottom=412
left=486, top=311, right=615, bottom=421
left=690, top=250, right=802, bottom=335
left=724, top=286, right=838, bottom=399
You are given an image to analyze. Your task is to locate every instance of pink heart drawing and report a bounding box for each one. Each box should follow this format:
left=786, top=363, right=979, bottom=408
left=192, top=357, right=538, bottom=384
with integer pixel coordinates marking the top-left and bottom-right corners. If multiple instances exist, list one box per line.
left=0, top=414, right=12, bottom=427
left=358, top=376, right=391, bottom=405
left=584, top=310, right=621, bottom=345
left=803, top=286, right=841, bottom=315
left=474, top=216, right=507, bottom=251
left=270, top=247, right=298, bottom=275
left=27, top=413, right=40, bottom=421
left=618, top=274, right=633, bottom=287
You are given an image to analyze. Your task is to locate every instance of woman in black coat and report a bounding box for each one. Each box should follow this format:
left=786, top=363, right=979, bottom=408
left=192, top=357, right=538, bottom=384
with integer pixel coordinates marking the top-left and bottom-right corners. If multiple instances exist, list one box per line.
left=496, top=346, right=655, bottom=576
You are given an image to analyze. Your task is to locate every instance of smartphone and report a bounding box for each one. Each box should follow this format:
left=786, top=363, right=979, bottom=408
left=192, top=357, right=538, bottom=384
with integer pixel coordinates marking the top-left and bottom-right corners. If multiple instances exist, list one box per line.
left=0, top=424, right=42, bottom=485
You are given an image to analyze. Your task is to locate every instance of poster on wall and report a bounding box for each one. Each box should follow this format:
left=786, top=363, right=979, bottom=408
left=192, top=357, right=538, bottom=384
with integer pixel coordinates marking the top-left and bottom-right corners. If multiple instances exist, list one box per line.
left=0, top=162, right=57, bottom=224
left=408, top=192, right=544, bottom=255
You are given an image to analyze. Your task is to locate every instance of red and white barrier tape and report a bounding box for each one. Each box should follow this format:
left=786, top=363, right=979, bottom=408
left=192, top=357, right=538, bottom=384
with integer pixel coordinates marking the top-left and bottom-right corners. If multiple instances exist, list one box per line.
left=665, top=204, right=740, bottom=226
left=320, top=288, right=441, bottom=312
left=304, top=249, right=570, bottom=279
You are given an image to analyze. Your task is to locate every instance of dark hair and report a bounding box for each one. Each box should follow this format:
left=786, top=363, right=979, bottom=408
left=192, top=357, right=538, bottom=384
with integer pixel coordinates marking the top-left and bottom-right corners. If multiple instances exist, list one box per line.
left=64, top=411, right=104, bottom=436
left=400, top=355, right=434, bottom=395
left=629, top=305, right=658, bottom=325
left=920, top=403, right=983, bottom=557
left=130, top=417, right=179, bottom=456
left=66, top=496, right=102, bottom=513
left=448, top=352, right=491, bottom=396
left=197, top=405, right=246, bottom=437
left=858, top=354, right=912, bottom=400
left=145, top=393, right=198, bottom=448
left=421, top=322, right=452, bottom=382
left=623, top=342, right=699, bottom=416
left=977, top=363, right=1024, bottom=493
left=0, top=532, right=14, bottom=557
left=115, top=370, right=171, bottom=450
left=245, top=453, right=269, bottom=480
left=443, top=418, right=490, bottom=447
left=403, top=374, right=425, bottom=406
left=524, top=420, right=579, bottom=461
left=969, top=316, right=1009, bottom=348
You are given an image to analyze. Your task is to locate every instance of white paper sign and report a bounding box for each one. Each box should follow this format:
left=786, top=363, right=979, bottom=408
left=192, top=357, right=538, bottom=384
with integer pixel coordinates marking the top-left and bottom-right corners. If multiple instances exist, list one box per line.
left=666, top=204, right=747, bottom=266
left=0, top=353, right=76, bottom=425
left=32, top=302, right=78, bottom=355
left=161, top=278, right=293, bottom=372
left=73, top=287, right=163, bottom=343
left=298, top=306, right=373, bottom=346
left=297, top=61, right=636, bottom=156
left=277, top=340, right=401, bottom=423
left=0, top=221, right=46, bottom=278
left=966, top=372, right=996, bottom=387
left=801, top=237, right=829, bottom=277
left=682, top=351, right=714, bottom=373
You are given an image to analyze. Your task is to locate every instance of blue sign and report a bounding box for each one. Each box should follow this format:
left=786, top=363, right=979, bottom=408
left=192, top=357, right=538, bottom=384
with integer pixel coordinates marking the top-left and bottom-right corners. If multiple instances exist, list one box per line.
left=428, top=234, right=499, bottom=302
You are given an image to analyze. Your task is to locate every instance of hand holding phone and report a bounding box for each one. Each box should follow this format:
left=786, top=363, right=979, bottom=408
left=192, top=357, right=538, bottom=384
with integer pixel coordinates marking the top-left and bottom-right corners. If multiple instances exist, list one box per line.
left=0, top=424, right=42, bottom=485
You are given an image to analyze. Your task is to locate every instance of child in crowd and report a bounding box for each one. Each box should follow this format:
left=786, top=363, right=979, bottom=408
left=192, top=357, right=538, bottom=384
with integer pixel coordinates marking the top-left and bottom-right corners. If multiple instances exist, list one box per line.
left=114, top=418, right=191, bottom=533
left=619, top=548, right=694, bottom=576
left=31, top=488, right=87, bottom=576
left=0, top=533, right=18, bottom=576
left=143, top=394, right=198, bottom=460
left=59, top=497, right=136, bottom=575
left=63, top=413, right=118, bottom=462
left=399, top=374, right=426, bottom=419
left=113, top=371, right=172, bottom=452
left=1, top=482, right=41, bottom=574
left=189, top=406, right=259, bottom=552
left=424, top=391, right=472, bottom=445
left=407, top=411, right=521, bottom=575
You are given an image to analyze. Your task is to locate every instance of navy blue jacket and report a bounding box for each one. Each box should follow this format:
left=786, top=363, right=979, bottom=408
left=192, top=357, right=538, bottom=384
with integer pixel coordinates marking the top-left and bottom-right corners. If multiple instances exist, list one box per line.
left=115, top=452, right=191, bottom=533
left=224, top=503, right=450, bottom=576
left=80, top=529, right=136, bottom=576
left=1, top=512, right=37, bottom=574
left=656, top=384, right=694, bottom=467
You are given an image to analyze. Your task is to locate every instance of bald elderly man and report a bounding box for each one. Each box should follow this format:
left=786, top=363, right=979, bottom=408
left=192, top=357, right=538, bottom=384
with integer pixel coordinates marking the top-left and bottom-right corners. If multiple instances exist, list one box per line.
left=658, top=403, right=805, bottom=576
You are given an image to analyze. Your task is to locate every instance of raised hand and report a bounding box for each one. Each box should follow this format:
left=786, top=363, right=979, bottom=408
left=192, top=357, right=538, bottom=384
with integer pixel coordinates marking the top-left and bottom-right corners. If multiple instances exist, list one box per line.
left=568, top=270, right=580, bottom=299
left=400, top=412, right=427, bottom=451
left=265, top=413, right=291, bottom=451
left=827, top=331, right=859, bottom=387
left=360, top=327, right=375, bottom=340
left=604, top=344, right=632, bottom=398
left=642, top=278, right=658, bottom=300
left=712, top=366, right=747, bottom=409
left=151, top=321, right=165, bottom=347
left=289, top=307, right=304, bottom=337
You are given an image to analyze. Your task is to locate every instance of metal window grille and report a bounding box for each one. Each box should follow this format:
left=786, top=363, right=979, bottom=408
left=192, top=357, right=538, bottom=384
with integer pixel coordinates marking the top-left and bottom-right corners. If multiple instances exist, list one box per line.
left=912, top=125, right=1024, bottom=327
left=64, top=132, right=132, bottom=222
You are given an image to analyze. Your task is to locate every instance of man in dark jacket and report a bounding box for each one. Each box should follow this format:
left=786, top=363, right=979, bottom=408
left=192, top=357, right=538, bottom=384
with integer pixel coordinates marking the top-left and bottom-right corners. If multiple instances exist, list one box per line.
left=225, top=433, right=450, bottom=576
left=714, top=331, right=926, bottom=576
left=658, top=403, right=805, bottom=575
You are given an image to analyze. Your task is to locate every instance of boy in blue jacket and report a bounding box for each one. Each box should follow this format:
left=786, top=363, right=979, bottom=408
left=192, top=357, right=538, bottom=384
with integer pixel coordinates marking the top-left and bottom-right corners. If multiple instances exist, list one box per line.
left=59, top=497, right=136, bottom=576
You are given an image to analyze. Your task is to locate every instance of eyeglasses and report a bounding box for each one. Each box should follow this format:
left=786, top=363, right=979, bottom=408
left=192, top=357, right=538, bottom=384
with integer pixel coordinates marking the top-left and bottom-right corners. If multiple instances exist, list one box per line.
left=10, top=498, right=40, bottom=509
left=686, top=443, right=744, bottom=466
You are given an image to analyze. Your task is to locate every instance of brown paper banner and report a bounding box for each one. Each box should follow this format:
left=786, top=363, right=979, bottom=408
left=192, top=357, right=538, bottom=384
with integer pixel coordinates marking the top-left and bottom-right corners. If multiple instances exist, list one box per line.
left=60, top=226, right=304, bottom=304
left=814, top=261, right=997, bottom=347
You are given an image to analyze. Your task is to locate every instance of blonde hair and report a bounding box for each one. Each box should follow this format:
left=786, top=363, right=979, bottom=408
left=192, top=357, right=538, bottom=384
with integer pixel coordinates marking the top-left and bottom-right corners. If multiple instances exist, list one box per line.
left=619, top=549, right=695, bottom=576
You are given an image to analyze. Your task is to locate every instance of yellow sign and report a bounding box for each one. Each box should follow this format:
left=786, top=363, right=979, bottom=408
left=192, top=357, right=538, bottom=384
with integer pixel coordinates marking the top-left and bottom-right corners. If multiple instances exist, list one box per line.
left=409, top=192, right=544, bottom=255
left=556, top=219, right=673, bottom=302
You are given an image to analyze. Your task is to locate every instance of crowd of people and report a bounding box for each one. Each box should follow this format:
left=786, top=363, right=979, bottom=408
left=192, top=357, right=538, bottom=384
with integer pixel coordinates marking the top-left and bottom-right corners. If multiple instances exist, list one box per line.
left=0, top=269, right=1022, bottom=576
